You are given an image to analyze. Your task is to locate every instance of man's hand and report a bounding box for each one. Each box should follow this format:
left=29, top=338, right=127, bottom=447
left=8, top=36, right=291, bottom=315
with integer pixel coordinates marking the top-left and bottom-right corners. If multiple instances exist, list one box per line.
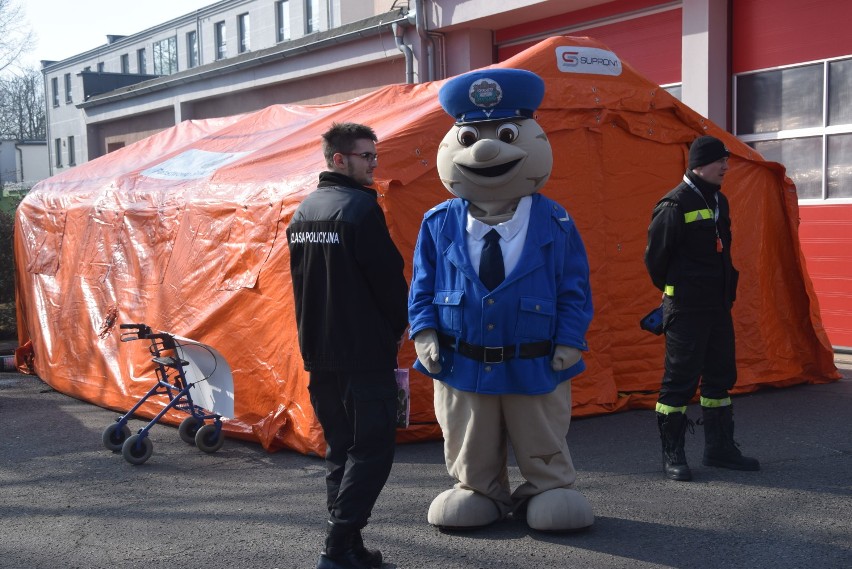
left=551, top=345, right=581, bottom=371
left=413, top=328, right=442, bottom=374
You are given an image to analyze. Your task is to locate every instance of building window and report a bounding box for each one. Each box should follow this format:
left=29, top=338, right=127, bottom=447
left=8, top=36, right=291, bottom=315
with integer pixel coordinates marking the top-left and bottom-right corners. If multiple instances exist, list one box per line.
left=735, top=56, right=852, bottom=200
left=97, top=62, right=105, bottom=72
left=51, top=77, right=59, bottom=107
left=305, top=0, right=319, bottom=34
left=137, top=48, right=147, bottom=74
left=120, top=54, right=129, bottom=73
left=215, top=21, right=227, bottom=60
left=276, top=1, right=291, bottom=42
left=153, top=36, right=178, bottom=75
left=54, top=139, right=62, bottom=167
left=187, top=30, right=199, bottom=68
left=64, top=73, right=72, bottom=103
left=68, top=136, right=76, bottom=166
left=238, top=13, right=250, bottom=53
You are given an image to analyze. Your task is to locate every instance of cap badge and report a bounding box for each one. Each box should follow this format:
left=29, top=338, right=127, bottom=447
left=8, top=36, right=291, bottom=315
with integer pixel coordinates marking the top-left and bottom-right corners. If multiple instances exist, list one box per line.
left=468, top=78, right=503, bottom=110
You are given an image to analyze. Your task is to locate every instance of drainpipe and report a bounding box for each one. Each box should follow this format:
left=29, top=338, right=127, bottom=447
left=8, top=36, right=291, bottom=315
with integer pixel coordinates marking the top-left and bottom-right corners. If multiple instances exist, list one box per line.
left=414, top=0, right=435, bottom=82
left=43, top=69, right=53, bottom=177
left=392, top=21, right=414, bottom=84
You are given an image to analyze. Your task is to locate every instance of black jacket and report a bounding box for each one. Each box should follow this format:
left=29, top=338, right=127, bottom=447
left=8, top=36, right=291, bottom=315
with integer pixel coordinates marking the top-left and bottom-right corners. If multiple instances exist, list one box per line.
left=287, top=172, right=409, bottom=371
left=644, top=170, right=738, bottom=311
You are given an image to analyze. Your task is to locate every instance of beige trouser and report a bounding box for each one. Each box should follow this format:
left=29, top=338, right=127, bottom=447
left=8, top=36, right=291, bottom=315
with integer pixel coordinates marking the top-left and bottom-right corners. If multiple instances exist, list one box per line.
left=433, top=380, right=577, bottom=515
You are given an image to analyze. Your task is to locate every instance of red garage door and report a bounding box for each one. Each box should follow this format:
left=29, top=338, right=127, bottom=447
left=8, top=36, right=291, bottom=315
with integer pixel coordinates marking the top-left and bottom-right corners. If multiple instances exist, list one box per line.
left=798, top=205, right=852, bottom=349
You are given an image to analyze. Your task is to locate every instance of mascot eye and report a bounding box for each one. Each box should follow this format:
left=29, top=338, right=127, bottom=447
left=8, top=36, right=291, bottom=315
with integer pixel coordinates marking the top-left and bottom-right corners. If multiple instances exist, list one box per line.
left=457, top=126, right=480, bottom=147
left=497, top=123, right=520, bottom=143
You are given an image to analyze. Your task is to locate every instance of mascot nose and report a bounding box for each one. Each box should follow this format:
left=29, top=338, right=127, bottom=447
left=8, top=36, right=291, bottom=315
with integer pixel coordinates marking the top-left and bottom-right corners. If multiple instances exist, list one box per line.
left=470, top=139, right=501, bottom=163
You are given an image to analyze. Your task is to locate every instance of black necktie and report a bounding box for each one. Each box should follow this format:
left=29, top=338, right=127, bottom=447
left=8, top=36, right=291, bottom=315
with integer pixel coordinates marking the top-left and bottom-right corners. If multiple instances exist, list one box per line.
left=479, top=229, right=505, bottom=291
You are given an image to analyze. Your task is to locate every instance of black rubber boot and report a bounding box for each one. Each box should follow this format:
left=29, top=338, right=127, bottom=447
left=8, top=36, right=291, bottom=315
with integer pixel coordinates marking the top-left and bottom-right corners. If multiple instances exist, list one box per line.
left=701, top=406, right=760, bottom=471
left=352, top=530, right=382, bottom=568
left=657, top=412, right=693, bottom=481
left=317, top=522, right=372, bottom=569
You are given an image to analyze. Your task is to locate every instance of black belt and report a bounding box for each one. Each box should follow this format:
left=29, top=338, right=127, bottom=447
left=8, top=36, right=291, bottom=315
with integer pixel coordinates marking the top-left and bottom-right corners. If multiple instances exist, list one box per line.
left=438, top=333, right=552, bottom=364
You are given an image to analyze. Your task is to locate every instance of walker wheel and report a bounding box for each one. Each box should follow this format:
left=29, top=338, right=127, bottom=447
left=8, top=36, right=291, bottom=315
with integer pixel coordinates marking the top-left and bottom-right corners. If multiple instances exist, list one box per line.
left=121, top=434, right=154, bottom=465
left=178, top=416, right=203, bottom=444
left=195, top=423, right=225, bottom=453
left=102, top=422, right=131, bottom=452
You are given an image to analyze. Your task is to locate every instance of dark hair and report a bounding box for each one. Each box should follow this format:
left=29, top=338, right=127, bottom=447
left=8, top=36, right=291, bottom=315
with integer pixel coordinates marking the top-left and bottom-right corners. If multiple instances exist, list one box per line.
left=321, top=122, right=377, bottom=167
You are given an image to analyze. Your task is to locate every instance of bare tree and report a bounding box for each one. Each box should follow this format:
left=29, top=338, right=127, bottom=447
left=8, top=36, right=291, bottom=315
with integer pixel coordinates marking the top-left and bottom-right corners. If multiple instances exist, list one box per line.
left=0, top=66, right=45, bottom=139
left=0, top=0, right=34, bottom=74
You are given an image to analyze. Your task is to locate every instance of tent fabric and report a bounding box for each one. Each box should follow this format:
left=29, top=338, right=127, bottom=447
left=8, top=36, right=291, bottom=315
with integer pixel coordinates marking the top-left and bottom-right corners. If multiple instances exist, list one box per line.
left=13, top=37, right=839, bottom=456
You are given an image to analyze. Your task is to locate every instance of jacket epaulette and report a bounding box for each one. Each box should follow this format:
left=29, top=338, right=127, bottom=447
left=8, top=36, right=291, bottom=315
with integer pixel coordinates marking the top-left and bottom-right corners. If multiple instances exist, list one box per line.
left=423, top=199, right=454, bottom=220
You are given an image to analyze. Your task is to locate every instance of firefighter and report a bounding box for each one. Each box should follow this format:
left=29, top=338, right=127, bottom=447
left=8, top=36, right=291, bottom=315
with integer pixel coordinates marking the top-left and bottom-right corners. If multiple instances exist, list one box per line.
left=644, top=135, right=760, bottom=481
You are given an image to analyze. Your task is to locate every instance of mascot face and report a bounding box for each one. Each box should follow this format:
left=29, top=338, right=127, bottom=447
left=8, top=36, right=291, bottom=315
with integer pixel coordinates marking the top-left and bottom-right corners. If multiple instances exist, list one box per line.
left=436, top=68, right=552, bottom=208
left=437, top=118, right=553, bottom=205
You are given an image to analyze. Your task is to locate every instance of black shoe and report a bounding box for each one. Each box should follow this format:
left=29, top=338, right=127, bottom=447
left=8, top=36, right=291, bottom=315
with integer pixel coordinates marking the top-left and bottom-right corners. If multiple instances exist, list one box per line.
left=664, top=458, right=693, bottom=481
left=318, top=522, right=374, bottom=569
left=700, top=405, right=760, bottom=471
left=657, top=411, right=694, bottom=481
left=351, top=530, right=382, bottom=568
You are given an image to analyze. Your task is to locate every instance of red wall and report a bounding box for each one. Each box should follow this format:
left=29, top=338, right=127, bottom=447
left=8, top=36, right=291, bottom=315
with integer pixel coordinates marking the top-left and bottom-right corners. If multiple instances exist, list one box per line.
left=732, top=0, right=852, bottom=72
left=497, top=1, right=681, bottom=86
left=798, top=205, right=852, bottom=349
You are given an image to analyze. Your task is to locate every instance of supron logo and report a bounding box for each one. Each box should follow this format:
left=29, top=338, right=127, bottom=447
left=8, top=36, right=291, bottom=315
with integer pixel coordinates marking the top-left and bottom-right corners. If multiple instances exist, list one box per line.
left=555, top=46, right=622, bottom=76
left=468, top=78, right=503, bottom=108
left=561, top=51, right=579, bottom=67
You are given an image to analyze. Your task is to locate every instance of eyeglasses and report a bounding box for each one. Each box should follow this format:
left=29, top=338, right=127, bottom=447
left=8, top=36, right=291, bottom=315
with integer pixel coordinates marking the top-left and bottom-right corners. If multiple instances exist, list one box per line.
left=341, top=152, right=378, bottom=163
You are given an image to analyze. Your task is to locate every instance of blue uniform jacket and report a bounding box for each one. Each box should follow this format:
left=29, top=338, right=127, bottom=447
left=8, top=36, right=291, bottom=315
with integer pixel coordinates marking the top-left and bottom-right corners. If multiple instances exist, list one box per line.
left=408, top=193, right=593, bottom=395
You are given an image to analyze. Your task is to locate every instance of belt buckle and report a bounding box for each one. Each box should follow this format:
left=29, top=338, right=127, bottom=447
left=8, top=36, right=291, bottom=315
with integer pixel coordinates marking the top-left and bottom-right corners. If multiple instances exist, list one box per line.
left=483, top=346, right=504, bottom=364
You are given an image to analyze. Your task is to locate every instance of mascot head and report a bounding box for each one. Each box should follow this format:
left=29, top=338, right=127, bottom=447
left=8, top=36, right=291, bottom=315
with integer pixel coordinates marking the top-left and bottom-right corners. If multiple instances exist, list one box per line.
left=437, top=69, right=553, bottom=214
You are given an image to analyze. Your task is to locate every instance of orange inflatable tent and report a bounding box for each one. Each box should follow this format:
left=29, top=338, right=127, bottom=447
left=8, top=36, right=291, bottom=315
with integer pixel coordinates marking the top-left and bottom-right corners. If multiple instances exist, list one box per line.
left=14, top=37, right=838, bottom=455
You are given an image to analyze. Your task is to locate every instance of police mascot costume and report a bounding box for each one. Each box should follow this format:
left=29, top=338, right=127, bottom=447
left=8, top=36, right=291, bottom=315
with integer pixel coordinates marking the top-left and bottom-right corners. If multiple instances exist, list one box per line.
left=408, top=68, right=595, bottom=531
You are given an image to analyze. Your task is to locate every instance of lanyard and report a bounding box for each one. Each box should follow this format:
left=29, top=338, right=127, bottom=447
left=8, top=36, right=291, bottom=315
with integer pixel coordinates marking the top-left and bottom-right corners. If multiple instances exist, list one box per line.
left=682, top=174, right=723, bottom=252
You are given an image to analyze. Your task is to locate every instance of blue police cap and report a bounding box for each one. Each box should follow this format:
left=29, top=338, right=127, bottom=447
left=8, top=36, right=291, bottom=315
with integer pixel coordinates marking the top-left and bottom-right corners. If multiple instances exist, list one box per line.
left=439, top=68, right=545, bottom=124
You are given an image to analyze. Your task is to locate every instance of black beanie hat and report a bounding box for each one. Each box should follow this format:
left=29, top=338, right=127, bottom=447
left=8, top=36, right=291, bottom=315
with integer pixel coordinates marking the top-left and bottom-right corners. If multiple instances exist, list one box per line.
left=688, top=135, right=729, bottom=169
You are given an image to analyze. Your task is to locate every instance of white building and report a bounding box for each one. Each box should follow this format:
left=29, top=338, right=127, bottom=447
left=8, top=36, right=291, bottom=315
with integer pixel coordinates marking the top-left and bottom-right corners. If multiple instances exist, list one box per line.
left=0, top=139, right=49, bottom=192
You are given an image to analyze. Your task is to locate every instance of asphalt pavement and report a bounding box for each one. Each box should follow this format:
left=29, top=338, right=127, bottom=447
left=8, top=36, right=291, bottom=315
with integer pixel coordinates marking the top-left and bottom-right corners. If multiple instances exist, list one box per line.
left=1, top=354, right=850, bottom=569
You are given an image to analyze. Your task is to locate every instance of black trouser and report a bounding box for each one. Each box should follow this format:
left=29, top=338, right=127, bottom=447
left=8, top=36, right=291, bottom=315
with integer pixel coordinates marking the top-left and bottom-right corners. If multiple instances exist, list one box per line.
left=307, top=369, right=398, bottom=529
left=659, top=306, right=736, bottom=407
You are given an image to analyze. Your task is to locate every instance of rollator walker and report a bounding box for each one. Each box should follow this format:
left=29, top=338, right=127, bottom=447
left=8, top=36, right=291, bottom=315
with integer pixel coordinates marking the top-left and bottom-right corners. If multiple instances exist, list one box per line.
left=101, top=323, right=233, bottom=465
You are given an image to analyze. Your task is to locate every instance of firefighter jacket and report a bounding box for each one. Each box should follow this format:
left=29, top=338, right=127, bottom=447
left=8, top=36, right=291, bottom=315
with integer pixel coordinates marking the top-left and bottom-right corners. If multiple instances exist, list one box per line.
left=408, top=193, right=593, bottom=395
left=645, top=170, right=739, bottom=311
left=287, top=172, right=409, bottom=372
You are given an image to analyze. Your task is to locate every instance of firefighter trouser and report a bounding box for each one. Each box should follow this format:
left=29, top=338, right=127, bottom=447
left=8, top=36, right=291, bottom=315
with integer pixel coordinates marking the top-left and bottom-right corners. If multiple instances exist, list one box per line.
left=308, top=369, right=398, bottom=529
left=658, top=306, right=736, bottom=408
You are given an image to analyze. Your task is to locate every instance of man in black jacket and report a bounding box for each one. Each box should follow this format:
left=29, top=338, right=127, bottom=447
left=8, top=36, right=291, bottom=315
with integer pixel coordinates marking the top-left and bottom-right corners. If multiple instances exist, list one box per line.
left=645, top=135, right=759, bottom=482
left=287, top=122, right=408, bottom=569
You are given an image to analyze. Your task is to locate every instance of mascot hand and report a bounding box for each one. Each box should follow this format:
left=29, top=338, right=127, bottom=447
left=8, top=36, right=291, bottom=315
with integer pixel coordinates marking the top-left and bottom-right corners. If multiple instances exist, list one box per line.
left=551, top=345, right=581, bottom=371
left=414, top=328, right=442, bottom=374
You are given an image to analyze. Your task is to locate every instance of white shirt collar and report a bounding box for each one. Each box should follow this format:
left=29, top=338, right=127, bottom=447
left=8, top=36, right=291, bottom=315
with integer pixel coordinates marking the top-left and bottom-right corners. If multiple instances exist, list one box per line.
left=466, top=195, right=532, bottom=241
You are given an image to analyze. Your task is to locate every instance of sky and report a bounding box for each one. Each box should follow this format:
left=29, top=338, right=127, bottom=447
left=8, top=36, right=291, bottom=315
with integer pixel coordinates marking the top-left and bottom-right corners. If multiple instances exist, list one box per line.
left=19, top=0, right=213, bottom=69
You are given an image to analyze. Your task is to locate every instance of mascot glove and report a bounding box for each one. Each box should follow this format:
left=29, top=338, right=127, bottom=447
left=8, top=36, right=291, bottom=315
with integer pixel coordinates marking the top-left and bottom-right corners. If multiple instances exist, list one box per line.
left=413, top=328, right=442, bottom=374
left=551, top=345, right=581, bottom=371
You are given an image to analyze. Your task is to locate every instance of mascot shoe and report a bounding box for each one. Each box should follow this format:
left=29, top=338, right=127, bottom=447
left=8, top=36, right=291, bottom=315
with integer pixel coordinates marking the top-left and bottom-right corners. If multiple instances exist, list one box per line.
left=525, top=488, right=594, bottom=532
left=427, top=488, right=502, bottom=530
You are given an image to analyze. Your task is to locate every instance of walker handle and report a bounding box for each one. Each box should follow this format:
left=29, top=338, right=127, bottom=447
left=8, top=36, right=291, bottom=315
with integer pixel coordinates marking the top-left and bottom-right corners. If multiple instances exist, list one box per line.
left=119, top=323, right=152, bottom=341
